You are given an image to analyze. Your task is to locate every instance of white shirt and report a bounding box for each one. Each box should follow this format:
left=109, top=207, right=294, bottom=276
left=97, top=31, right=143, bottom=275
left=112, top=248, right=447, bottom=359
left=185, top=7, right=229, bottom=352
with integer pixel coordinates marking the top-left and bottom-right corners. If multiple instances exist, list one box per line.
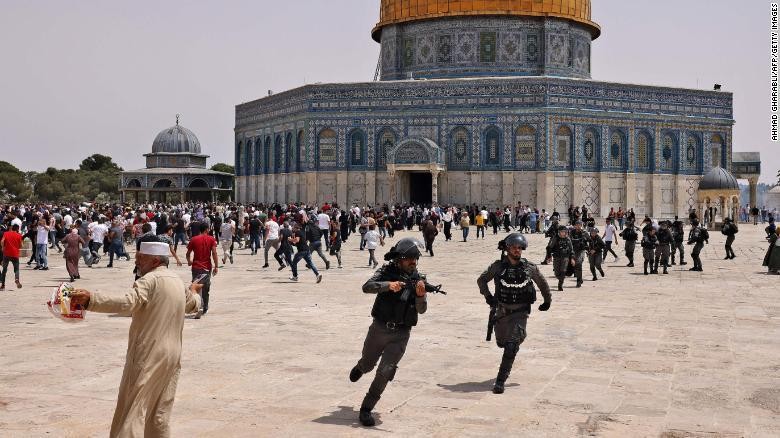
left=63, top=214, right=73, bottom=228
left=90, top=223, right=108, bottom=242
left=603, top=224, right=617, bottom=242
left=36, top=225, right=49, bottom=245
left=11, top=217, right=22, bottom=229
left=317, top=213, right=330, bottom=230
left=220, top=220, right=235, bottom=242
left=480, top=210, right=488, bottom=220
left=265, top=220, right=280, bottom=240
left=149, top=221, right=157, bottom=234
left=364, top=230, right=381, bottom=250
left=182, top=213, right=191, bottom=227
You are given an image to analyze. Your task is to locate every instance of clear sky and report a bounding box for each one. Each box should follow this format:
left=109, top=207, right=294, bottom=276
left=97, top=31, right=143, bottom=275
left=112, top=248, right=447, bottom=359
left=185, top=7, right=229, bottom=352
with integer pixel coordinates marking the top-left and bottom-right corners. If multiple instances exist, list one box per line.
left=0, top=0, right=775, bottom=183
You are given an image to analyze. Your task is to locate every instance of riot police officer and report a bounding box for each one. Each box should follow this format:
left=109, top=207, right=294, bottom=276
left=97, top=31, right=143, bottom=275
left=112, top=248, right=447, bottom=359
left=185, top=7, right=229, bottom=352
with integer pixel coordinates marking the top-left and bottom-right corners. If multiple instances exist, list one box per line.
left=549, top=225, right=574, bottom=291
left=540, top=217, right=559, bottom=265
left=641, top=227, right=659, bottom=275
left=687, top=218, right=709, bottom=272
left=569, top=221, right=591, bottom=288
left=349, top=238, right=436, bottom=427
left=670, top=216, right=687, bottom=266
left=587, top=227, right=605, bottom=280
left=477, top=233, right=552, bottom=394
left=618, top=219, right=639, bottom=267
left=655, top=221, right=673, bottom=274
left=721, top=217, right=738, bottom=259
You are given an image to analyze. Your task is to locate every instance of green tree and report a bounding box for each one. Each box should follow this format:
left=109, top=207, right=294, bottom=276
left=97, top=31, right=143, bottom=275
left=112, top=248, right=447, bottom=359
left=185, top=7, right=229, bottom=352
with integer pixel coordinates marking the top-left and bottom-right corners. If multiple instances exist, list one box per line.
left=0, top=161, right=32, bottom=201
left=79, top=154, right=123, bottom=172
left=211, top=163, right=235, bottom=174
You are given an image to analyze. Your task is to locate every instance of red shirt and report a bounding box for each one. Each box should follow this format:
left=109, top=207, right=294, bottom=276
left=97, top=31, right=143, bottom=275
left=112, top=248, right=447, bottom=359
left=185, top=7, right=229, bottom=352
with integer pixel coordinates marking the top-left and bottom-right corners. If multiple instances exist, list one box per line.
left=187, top=233, right=216, bottom=271
left=2, top=231, right=22, bottom=258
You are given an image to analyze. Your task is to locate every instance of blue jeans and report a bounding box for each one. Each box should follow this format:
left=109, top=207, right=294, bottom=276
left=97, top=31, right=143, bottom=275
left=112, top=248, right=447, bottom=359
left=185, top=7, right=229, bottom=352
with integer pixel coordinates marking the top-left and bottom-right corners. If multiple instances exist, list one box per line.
left=249, top=233, right=262, bottom=254
left=291, top=250, right=319, bottom=278
left=462, top=227, right=469, bottom=241
left=35, top=244, right=48, bottom=268
left=191, top=269, right=211, bottom=312
left=174, top=232, right=187, bottom=250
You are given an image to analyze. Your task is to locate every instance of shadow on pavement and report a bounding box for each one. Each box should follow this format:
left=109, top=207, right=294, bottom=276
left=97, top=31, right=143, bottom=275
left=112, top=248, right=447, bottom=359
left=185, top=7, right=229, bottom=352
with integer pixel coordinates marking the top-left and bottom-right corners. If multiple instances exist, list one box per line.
left=312, top=405, right=386, bottom=430
left=437, top=379, right=518, bottom=393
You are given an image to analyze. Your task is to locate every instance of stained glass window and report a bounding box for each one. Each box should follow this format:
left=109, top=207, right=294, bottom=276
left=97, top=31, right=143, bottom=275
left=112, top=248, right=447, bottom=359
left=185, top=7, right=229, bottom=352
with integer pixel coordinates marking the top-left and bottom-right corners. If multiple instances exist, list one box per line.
left=318, top=129, right=337, bottom=168
left=285, top=133, right=293, bottom=173
left=583, top=129, right=596, bottom=165
left=351, top=130, right=365, bottom=166
left=556, top=126, right=571, bottom=167
left=274, top=135, right=283, bottom=173
left=610, top=132, right=623, bottom=168
left=711, top=134, right=722, bottom=168
left=452, top=127, right=469, bottom=166
left=264, top=137, right=271, bottom=174
left=296, top=130, right=304, bottom=172
left=485, top=127, right=500, bottom=166
left=686, top=135, right=697, bottom=166
left=379, top=130, right=395, bottom=166
left=662, top=135, right=673, bottom=170
left=637, top=133, right=649, bottom=169
left=515, top=125, right=535, bottom=163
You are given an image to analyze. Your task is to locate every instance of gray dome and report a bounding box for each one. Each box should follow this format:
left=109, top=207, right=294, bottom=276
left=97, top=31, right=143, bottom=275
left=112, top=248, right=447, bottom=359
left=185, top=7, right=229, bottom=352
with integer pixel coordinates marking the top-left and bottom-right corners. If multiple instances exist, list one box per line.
left=699, top=166, right=739, bottom=191
left=151, top=124, right=202, bottom=154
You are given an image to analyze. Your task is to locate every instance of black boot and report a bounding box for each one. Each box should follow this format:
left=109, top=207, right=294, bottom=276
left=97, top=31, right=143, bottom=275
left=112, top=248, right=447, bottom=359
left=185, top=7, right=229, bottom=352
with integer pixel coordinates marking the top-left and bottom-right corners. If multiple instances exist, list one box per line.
left=644, top=261, right=649, bottom=275
left=493, top=354, right=513, bottom=394
left=557, top=279, right=563, bottom=291
left=349, top=366, right=363, bottom=382
left=359, top=408, right=376, bottom=427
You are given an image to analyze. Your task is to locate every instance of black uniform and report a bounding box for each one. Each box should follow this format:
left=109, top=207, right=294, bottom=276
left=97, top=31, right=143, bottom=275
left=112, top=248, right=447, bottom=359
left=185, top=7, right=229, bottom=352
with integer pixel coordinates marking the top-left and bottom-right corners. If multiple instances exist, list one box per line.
left=721, top=221, right=738, bottom=259
left=549, top=233, right=573, bottom=291
left=655, top=226, right=673, bottom=274
left=641, top=233, right=659, bottom=275
left=352, top=263, right=431, bottom=418
left=478, top=257, right=551, bottom=393
left=670, top=220, right=686, bottom=265
left=619, top=223, right=639, bottom=267
left=569, top=228, right=590, bottom=287
left=687, top=225, right=708, bottom=271
left=587, top=233, right=605, bottom=280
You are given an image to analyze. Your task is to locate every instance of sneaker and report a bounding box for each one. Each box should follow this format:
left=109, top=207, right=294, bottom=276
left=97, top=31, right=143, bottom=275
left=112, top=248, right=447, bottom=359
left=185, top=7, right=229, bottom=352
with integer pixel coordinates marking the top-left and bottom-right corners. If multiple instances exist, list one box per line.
left=106, top=264, right=113, bottom=268
left=359, top=409, right=376, bottom=427
left=229, top=255, right=234, bottom=264
left=325, top=260, right=331, bottom=270
left=349, top=366, right=363, bottom=382
left=33, top=266, right=40, bottom=270
left=278, top=264, right=286, bottom=271
left=41, top=267, right=49, bottom=271
left=262, top=263, right=269, bottom=268
left=316, top=274, right=323, bottom=284
left=289, top=276, right=298, bottom=282
left=338, top=265, right=343, bottom=269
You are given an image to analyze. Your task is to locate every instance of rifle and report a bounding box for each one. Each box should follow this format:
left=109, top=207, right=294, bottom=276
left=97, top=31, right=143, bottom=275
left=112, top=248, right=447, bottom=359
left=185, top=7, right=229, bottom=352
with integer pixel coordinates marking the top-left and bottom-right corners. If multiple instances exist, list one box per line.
left=486, top=306, right=497, bottom=341
left=398, top=272, right=446, bottom=301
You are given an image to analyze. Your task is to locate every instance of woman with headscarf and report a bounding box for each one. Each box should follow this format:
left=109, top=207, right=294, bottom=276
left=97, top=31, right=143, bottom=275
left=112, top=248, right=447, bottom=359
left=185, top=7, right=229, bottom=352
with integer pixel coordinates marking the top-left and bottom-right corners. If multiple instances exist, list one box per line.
left=763, top=227, right=780, bottom=275
left=62, top=224, right=86, bottom=282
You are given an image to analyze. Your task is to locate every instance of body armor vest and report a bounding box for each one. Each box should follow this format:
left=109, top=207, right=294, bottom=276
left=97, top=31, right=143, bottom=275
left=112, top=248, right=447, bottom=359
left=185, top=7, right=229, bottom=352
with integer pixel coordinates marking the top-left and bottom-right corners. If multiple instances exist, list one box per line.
left=570, top=229, right=588, bottom=252
left=493, top=260, right=537, bottom=305
left=370, top=264, right=421, bottom=327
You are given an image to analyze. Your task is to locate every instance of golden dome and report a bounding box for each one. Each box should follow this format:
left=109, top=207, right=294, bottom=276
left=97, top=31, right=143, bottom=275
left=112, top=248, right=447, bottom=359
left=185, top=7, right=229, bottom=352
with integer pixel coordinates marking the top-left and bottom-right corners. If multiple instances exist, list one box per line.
left=372, top=0, right=600, bottom=41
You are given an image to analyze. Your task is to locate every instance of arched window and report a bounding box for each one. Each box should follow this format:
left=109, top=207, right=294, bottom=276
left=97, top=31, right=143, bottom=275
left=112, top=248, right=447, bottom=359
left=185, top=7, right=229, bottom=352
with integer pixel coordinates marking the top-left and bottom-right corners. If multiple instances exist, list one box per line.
left=296, top=130, right=304, bottom=172
left=514, top=125, right=536, bottom=164
left=378, top=129, right=396, bottom=167
left=711, top=134, right=723, bottom=168
left=274, top=135, right=283, bottom=173
left=636, top=132, right=650, bottom=170
left=244, top=140, right=252, bottom=176
left=583, top=128, right=598, bottom=167
left=610, top=131, right=624, bottom=168
left=254, top=138, right=263, bottom=174
left=285, top=133, right=293, bottom=173
left=451, top=127, right=469, bottom=166
left=236, top=141, right=243, bottom=175
left=484, top=126, right=501, bottom=166
left=556, top=126, right=572, bottom=168
left=264, top=137, right=271, bottom=174
left=686, top=134, right=699, bottom=168
left=317, top=129, right=337, bottom=168
left=661, top=134, right=674, bottom=171
left=350, top=130, right=366, bottom=166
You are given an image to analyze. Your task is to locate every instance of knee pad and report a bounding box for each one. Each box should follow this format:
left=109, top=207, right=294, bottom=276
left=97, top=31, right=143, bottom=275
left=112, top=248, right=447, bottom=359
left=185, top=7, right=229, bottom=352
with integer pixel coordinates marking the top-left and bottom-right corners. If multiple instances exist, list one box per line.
left=378, top=363, right=398, bottom=382
left=503, top=342, right=520, bottom=360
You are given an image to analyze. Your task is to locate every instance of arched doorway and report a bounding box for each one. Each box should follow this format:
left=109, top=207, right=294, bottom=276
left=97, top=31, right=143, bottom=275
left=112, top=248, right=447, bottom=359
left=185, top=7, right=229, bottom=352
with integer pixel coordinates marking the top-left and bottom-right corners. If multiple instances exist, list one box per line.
left=187, top=178, right=211, bottom=202
left=386, top=137, right=446, bottom=205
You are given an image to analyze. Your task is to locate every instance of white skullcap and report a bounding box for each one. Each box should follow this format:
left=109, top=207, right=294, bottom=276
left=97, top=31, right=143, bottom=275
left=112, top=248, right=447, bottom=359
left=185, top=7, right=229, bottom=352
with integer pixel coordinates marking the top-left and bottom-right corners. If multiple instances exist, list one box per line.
left=139, top=242, right=170, bottom=256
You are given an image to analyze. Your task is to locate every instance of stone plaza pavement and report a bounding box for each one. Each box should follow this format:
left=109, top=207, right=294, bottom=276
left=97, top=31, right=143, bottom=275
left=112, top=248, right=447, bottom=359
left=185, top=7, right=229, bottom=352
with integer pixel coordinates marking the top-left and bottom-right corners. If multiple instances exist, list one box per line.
left=0, top=224, right=778, bottom=437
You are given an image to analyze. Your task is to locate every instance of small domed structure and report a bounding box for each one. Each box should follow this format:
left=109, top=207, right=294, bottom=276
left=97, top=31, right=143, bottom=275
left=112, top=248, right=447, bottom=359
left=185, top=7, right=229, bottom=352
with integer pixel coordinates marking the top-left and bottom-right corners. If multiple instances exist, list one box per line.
left=698, top=166, right=740, bottom=191
left=151, top=124, right=202, bottom=154
left=767, top=185, right=780, bottom=211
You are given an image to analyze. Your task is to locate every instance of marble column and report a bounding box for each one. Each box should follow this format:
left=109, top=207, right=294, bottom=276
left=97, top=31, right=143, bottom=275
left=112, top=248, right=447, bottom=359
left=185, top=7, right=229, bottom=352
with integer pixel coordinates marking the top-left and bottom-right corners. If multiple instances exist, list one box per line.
left=431, top=170, right=440, bottom=204
left=388, top=170, right=396, bottom=205
left=749, top=177, right=759, bottom=208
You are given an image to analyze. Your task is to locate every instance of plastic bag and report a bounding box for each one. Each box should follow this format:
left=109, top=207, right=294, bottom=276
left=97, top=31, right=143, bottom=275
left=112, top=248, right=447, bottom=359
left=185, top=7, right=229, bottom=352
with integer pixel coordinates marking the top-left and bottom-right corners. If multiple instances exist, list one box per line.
left=46, top=282, right=86, bottom=322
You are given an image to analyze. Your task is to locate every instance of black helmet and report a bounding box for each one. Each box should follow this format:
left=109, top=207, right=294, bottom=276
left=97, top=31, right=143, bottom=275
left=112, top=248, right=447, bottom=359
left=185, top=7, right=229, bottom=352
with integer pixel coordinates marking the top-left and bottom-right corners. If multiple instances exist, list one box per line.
left=557, top=224, right=568, bottom=232
left=384, top=237, right=424, bottom=261
left=691, top=218, right=699, bottom=226
left=498, top=232, right=528, bottom=251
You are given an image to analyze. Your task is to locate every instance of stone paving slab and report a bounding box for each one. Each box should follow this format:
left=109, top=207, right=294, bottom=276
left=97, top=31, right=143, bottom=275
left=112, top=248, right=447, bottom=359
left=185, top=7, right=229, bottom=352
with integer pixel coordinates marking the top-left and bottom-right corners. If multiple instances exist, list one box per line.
left=0, top=225, right=778, bottom=437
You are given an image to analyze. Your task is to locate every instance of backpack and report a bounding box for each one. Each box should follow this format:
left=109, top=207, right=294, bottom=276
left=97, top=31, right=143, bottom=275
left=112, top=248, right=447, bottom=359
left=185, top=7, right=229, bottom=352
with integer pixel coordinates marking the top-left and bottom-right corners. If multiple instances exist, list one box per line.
left=700, top=228, right=709, bottom=242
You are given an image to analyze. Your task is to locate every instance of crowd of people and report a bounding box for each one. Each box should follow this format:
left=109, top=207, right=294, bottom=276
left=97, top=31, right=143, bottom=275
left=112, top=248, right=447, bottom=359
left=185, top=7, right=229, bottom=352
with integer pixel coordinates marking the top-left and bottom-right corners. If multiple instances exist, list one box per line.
left=1, top=199, right=779, bottom=430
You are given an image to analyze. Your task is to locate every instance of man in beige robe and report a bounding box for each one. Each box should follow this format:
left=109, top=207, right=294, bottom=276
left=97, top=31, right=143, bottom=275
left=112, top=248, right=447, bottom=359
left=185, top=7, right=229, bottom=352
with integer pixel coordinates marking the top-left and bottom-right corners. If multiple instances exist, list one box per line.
left=71, top=241, right=201, bottom=437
